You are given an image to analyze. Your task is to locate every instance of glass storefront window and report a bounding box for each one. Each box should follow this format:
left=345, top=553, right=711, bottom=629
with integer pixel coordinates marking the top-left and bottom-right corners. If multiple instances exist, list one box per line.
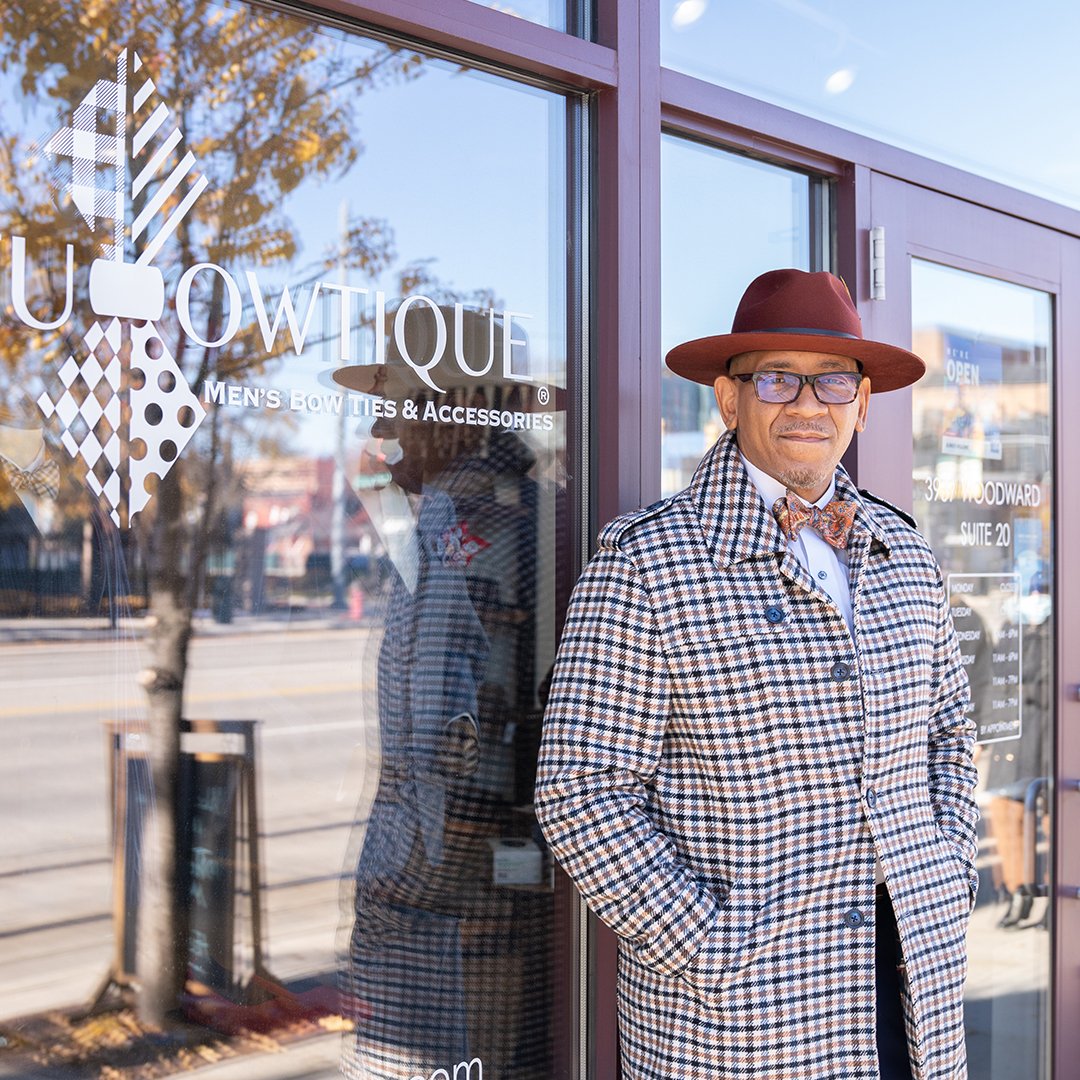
left=660, top=136, right=818, bottom=495
left=0, top=3, right=578, bottom=1077
left=910, top=259, right=1053, bottom=1078
left=466, top=0, right=587, bottom=34
left=660, top=1, right=1080, bottom=212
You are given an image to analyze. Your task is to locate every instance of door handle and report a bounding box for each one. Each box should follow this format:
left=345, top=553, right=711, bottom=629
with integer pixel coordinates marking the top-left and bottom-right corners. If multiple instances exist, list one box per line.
left=1057, top=779, right=1080, bottom=899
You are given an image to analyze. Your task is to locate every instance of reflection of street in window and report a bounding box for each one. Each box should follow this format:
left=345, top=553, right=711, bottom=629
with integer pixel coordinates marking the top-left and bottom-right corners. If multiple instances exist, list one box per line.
left=910, top=259, right=1054, bottom=1077
left=0, top=6, right=569, bottom=1077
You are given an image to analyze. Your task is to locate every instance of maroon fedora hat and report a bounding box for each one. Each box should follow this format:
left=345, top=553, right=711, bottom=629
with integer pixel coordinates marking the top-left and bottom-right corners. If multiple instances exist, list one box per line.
left=665, top=268, right=925, bottom=393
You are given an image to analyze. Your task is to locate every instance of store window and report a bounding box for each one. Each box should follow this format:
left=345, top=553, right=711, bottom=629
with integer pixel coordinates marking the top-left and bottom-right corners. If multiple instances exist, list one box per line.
left=0, top=3, right=579, bottom=1078
left=467, top=0, right=588, bottom=34
left=660, top=1, right=1080, bottom=211
left=660, top=136, right=823, bottom=495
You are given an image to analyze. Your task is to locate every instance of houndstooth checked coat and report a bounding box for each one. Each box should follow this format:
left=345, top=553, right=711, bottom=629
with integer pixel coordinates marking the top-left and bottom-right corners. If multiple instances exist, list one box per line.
left=534, top=431, right=978, bottom=1080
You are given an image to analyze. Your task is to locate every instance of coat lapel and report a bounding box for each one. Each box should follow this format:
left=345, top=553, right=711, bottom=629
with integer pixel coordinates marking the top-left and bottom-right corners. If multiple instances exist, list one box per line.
left=687, top=430, right=788, bottom=571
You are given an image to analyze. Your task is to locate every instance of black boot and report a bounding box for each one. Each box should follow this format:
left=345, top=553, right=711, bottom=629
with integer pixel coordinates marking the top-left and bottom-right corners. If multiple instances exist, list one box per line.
left=1000, top=892, right=1034, bottom=929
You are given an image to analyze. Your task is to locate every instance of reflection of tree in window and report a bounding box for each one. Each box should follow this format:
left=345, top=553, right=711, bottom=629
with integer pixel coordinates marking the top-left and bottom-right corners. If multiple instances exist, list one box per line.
left=0, top=1, right=426, bottom=1025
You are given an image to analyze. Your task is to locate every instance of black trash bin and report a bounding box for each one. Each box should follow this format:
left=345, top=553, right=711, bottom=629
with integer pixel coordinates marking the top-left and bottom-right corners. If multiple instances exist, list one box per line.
left=211, top=575, right=234, bottom=623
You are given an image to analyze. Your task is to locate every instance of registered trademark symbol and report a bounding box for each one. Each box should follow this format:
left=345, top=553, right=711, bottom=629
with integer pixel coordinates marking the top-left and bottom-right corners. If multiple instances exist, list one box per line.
left=536, top=386, right=550, bottom=406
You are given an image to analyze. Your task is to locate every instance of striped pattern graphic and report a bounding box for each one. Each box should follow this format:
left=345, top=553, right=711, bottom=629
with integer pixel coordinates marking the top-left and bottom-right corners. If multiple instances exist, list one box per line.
left=127, top=51, right=209, bottom=267
left=535, top=431, right=978, bottom=1080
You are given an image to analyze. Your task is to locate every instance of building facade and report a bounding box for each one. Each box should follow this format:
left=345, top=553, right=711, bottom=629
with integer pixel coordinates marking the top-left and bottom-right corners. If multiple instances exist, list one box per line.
left=1, top=2, right=1077, bottom=1079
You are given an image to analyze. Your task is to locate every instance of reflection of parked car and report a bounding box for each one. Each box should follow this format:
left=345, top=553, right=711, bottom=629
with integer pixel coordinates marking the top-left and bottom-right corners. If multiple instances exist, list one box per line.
left=304, top=552, right=331, bottom=577
left=299, top=551, right=378, bottom=596
left=300, top=552, right=331, bottom=596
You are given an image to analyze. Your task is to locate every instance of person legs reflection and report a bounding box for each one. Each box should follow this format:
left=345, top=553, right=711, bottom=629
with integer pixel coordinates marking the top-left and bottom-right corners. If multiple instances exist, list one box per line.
left=987, top=795, right=1031, bottom=927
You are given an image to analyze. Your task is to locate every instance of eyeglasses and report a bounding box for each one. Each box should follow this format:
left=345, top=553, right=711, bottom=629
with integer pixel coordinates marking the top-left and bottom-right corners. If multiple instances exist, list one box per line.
left=733, top=370, right=863, bottom=405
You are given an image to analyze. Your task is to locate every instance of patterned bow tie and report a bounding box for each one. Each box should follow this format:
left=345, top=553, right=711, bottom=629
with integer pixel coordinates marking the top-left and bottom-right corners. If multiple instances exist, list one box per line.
left=773, top=492, right=857, bottom=550
left=1, top=456, right=60, bottom=500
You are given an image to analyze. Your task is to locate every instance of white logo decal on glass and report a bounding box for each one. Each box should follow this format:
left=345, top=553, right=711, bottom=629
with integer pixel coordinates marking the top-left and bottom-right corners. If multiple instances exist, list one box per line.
left=34, top=48, right=208, bottom=527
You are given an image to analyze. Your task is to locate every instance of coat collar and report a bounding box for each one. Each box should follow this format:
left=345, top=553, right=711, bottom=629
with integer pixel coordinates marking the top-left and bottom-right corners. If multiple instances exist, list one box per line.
left=686, top=430, right=891, bottom=570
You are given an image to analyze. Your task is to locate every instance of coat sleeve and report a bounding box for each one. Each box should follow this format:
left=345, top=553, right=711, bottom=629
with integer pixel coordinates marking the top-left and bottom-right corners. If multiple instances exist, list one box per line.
left=533, top=544, right=720, bottom=978
left=926, top=561, right=980, bottom=870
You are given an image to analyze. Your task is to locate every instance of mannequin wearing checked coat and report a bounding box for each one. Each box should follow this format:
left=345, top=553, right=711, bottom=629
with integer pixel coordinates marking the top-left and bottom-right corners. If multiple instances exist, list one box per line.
left=534, top=430, right=978, bottom=1080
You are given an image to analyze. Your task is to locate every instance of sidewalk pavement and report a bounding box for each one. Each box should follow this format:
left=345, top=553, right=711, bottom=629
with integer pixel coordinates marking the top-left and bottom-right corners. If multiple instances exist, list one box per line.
left=187, top=1032, right=343, bottom=1080
left=0, top=1030, right=344, bottom=1080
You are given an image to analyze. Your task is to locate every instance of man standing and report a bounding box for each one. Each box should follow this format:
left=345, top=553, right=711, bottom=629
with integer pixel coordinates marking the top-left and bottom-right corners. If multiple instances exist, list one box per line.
left=534, top=269, right=978, bottom=1080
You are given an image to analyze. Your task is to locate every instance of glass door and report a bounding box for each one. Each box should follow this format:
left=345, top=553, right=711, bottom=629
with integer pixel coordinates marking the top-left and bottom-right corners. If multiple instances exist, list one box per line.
left=910, top=261, right=1053, bottom=1078
left=854, top=173, right=1078, bottom=1080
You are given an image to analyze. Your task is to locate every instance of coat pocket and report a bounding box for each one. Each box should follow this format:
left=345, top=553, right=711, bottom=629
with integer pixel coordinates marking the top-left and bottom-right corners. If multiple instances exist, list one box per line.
left=679, top=879, right=758, bottom=997
left=933, top=825, right=979, bottom=914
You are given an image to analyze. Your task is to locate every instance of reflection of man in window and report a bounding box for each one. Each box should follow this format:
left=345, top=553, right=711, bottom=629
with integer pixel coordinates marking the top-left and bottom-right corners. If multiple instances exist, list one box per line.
left=335, top=308, right=554, bottom=1080
left=0, top=396, right=59, bottom=564
left=0, top=393, right=105, bottom=618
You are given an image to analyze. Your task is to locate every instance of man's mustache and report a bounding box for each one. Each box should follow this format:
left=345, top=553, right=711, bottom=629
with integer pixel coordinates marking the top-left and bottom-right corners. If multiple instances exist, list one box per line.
left=773, top=422, right=832, bottom=437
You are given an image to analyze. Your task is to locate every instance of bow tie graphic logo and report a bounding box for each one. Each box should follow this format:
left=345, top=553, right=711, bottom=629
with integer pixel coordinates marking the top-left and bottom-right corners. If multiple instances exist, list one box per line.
left=773, top=492, right=857, bottom=550
left=32, top=48, right=208, bottom=528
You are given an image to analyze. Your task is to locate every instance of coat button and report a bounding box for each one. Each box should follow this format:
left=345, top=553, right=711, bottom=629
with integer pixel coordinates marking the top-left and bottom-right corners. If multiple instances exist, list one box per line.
left=866, top=787, right=878, bottom=808
left=844, top=908, right=865, bottom=928
left=765, top=605, right=785, bottom=624
left=831, top=661, right=852, bottom=680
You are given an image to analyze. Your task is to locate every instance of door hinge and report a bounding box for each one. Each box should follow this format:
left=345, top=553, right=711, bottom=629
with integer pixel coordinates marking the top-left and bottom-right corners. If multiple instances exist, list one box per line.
left=870, top=226, right=886, bottom=300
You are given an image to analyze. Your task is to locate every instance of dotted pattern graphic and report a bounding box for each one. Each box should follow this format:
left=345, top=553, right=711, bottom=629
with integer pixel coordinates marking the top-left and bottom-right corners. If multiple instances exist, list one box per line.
left=128, top=320, right=204, bottom=521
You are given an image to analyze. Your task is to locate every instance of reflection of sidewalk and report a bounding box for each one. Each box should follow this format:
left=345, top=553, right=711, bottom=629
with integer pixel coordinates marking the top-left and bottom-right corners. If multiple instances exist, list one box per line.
left=0, top=610, right=375, bottom=644
left=964, top=892, right=1049, bottom=1077
left=0, top=1021, right=344, bottom=1080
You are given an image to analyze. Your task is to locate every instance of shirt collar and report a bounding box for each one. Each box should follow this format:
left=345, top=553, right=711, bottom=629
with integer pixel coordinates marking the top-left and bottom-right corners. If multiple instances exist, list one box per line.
left=0, top=446, right=45, bottom=472
left=687, top=432, right=892, bottom=569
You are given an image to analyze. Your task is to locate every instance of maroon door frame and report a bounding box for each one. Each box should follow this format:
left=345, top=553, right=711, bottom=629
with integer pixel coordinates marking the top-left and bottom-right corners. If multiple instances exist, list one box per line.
left=854, top=172, right=1080, bottom=1078
left=1060, top=240, right=1080, bottom=1080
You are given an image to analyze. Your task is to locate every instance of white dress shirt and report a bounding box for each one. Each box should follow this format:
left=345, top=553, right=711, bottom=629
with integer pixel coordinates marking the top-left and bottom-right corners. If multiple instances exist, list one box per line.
left=740, top=454, right=853, bottom=633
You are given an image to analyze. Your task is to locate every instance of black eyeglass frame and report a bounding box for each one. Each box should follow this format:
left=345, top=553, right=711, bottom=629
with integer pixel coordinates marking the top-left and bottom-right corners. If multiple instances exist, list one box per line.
left=733, top=370, right=865, bottom=405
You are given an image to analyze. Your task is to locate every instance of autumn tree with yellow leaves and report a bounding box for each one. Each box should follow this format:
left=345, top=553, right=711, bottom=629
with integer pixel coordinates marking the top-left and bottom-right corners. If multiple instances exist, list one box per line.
left=0, top=0, right=411, bottom=1026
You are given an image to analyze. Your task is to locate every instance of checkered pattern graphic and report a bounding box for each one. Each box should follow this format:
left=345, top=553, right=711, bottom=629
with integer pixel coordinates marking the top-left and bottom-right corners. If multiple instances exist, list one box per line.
left=44, top=51, right=126, bottom=257
left=534, top=431, right=978, bottom=1080
left=37, top=320, right=124, bottom=516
